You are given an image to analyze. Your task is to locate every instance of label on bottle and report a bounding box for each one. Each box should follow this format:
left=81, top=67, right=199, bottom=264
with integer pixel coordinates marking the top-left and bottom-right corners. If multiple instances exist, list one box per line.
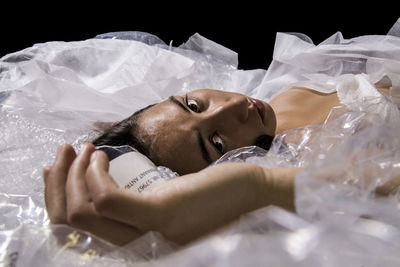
left=108, top=152, right=165, bottom=193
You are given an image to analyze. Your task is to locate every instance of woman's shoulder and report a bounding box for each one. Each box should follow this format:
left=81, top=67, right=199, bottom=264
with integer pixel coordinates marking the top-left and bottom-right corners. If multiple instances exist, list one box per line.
left=270, top=86, right=341, bottom=133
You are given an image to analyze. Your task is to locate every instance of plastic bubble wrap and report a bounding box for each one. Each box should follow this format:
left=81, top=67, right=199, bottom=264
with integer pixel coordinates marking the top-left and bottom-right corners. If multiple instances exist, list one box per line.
left=1, top=21, right=400, bottom=266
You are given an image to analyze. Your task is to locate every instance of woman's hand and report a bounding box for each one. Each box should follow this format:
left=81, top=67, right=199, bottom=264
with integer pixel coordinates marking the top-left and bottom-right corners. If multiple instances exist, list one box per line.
left=44, top=143, right=298, bottom=245
left=43, top=144, right=143, bottom=245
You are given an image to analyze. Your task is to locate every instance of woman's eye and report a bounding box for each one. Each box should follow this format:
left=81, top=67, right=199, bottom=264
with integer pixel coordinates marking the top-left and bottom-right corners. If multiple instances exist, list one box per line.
left=187, top=99, right=200, bottom=113
left=211, top=133, right=224, bottom=154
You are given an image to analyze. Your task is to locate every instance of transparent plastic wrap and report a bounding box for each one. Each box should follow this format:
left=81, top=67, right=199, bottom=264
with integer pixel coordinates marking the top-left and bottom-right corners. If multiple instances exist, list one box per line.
left=199, top=107, right=400, bottom=267
left=0, top=29, right=266, bottom=266
left=1, top=19, right=400, bottom=266
left=94, top=31, right=167, bottom=47
left=255, top=18, right=400, bottom=105
left=0, top=224, right=178, bottom=266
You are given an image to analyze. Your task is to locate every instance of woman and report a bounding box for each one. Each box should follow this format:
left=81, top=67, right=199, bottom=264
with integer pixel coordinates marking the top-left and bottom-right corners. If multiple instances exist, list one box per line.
left=43, top=79, right=396, bottom=245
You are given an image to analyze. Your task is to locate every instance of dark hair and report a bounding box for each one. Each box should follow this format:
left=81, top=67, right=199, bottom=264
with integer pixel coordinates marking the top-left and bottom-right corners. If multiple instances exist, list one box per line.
left=254, top=134, right=274, bottom=151
left=91, top=104, right=155, bottom=157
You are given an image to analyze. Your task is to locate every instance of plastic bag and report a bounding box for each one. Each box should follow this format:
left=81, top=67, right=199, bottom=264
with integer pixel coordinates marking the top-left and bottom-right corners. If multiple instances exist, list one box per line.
left=1, top=18, right=400, bottom=266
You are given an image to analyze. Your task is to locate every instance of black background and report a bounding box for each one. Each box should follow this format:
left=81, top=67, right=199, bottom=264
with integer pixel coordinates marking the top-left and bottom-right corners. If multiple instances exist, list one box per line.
left=2, top=3, right=398, bottom=70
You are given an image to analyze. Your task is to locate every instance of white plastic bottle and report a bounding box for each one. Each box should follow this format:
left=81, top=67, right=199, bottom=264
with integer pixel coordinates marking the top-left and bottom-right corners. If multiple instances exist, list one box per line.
left=96, top=145, right=172, bottom=193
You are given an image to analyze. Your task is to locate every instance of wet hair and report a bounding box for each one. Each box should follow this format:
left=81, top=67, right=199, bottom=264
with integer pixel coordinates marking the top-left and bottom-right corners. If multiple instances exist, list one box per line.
left=92, top=104, right=155, bottom=157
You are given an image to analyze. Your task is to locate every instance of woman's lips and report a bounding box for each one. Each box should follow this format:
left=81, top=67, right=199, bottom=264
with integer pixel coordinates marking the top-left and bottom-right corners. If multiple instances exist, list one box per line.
left=249, top=98, right=265, bottom=124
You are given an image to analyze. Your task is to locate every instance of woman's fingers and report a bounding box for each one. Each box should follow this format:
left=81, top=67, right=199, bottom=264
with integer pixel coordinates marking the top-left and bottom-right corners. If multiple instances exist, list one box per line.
left=66, top=144, right=95, bottom=203
left=43, top=166, right=51, bottom=180
left=85, top=150, right=164, bottom=231
left=64, top=143, right=143, bottom=245
left=44, top=144, right=77, bottom=224
left=85, top=150, right=130, bottom=214
left=84, top=149, right=117, bottom=198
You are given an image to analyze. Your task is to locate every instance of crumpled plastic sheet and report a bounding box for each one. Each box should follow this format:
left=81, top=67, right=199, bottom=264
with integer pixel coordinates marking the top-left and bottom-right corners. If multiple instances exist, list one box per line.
left=1, top=19, right=400, bottom=266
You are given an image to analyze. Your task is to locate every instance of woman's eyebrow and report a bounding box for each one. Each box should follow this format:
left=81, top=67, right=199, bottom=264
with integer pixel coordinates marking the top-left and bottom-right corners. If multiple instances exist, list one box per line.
left=196, top=130, right=212, bottom=164
left=169, top=96, right=190, bottom=113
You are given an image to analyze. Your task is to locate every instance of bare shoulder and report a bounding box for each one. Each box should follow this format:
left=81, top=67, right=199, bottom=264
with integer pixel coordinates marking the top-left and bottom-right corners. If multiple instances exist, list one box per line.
left=271, top=86, right=335, bottom=104
left=288, top=86, right=336, bottom=96
left=270, top=86, right=341, bottom=134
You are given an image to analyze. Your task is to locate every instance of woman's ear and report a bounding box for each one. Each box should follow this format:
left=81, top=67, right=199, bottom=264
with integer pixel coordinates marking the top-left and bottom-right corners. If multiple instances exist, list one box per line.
left=92, top=121, right=116, bottom=131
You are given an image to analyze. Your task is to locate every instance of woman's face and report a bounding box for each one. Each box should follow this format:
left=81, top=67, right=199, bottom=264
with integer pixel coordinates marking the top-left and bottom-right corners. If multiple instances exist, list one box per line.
left=137, top=89, right=276, bottom=174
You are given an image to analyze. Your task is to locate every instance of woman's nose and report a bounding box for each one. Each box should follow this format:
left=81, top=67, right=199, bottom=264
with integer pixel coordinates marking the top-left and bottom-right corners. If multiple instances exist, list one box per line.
left=208, top=94, right=249, bottom=123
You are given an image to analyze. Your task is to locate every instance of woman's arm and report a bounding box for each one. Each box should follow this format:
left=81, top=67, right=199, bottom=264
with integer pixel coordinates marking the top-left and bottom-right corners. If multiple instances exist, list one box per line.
left=45, top=143, right=299, bottom=245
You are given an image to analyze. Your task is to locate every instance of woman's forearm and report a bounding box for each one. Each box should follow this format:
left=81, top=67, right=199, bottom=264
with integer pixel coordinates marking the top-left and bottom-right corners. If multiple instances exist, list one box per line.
left=259, top=167, right=299, bottom=212
left=143, top=163, right=299, bottom=243
left=151, top=163, right=267, bottom=241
